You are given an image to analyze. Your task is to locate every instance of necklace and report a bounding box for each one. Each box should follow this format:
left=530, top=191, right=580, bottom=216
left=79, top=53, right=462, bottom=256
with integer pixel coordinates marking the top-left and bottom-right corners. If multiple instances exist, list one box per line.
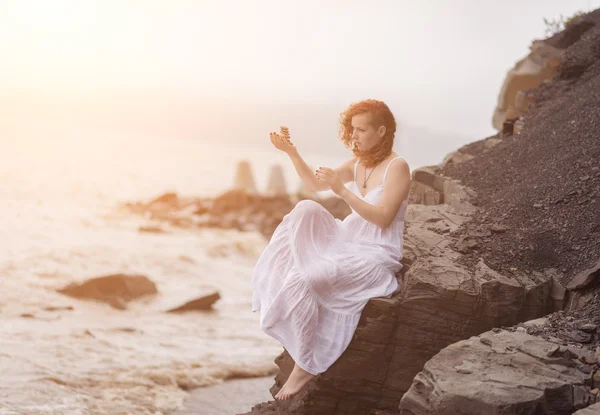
left=363, top=164, right=376, bottom=188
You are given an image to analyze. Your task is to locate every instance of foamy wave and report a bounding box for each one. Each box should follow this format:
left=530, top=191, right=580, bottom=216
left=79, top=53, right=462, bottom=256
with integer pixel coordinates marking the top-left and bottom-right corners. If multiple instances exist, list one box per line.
left=0, top=358, right=277, bottom=415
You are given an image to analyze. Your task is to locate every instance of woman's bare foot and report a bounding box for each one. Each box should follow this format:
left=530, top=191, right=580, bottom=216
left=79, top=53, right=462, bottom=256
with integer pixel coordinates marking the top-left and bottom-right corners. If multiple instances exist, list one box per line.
left=274, top=363, right=316, bottom=400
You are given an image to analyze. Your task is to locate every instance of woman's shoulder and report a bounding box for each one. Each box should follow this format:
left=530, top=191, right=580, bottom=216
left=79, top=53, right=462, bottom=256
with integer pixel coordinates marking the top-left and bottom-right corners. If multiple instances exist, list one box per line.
left=388, top=153, right=409, bottom=166
left=385, top=154, right=411, bottom=176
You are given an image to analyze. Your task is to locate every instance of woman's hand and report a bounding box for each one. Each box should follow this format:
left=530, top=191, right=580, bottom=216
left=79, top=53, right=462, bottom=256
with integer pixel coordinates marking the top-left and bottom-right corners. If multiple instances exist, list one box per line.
left=315, top=167, right=345, bottom=195
left=270, top=132, right=296, bottom=155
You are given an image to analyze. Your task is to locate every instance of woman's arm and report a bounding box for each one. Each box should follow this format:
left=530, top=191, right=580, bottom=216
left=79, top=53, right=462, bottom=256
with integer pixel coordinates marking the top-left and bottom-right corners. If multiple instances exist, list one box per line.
left=270, top=132, right=355, bottom=192
left=316, top=159, right=411, bottom=229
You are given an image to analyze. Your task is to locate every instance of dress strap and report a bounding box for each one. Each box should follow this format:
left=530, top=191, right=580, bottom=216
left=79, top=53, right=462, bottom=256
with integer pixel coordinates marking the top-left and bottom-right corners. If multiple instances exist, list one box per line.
left=353, top=158, right=360, bottom=181
left=382, top=157, right=403, bottom=184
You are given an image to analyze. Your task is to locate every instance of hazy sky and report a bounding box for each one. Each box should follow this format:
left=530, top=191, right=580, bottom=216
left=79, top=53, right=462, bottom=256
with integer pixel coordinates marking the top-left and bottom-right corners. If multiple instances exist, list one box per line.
left=1, top=0, right=598, bottom=139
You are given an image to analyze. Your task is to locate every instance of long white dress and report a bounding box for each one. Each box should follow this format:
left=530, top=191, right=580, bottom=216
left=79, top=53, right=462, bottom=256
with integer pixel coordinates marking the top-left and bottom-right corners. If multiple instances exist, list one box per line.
left=251, top=157, right=407, bottom=375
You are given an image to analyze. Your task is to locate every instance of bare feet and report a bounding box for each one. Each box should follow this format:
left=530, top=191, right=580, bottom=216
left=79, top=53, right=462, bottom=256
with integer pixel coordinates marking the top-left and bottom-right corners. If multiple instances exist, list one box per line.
left=275, top=363, right=316, bottom=400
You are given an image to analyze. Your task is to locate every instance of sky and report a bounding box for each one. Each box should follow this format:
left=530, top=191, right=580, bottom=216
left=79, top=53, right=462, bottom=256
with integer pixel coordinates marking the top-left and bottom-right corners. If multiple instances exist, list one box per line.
left=1, top=0, right=599, bottom=144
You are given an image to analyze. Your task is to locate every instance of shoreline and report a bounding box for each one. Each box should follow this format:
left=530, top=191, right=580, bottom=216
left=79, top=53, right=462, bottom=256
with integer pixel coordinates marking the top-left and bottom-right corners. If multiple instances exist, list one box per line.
left=170, top=376, right=275, bottom=415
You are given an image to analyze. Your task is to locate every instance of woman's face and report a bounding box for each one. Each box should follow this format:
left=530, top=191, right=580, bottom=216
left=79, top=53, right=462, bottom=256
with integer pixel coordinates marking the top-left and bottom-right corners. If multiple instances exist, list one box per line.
left=351, top=113, right=385, bottom=151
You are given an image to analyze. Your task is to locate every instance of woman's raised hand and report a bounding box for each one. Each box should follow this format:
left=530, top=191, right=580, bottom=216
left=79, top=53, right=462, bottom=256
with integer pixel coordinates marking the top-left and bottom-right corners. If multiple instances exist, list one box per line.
left=315, top=167, right=345, bottom=195
left=269, top=131, right=296, bottom=155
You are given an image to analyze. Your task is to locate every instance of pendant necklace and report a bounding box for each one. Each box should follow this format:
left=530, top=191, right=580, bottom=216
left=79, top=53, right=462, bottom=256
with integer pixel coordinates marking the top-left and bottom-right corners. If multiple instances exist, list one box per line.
left=363, top=165, right=376, bottom=189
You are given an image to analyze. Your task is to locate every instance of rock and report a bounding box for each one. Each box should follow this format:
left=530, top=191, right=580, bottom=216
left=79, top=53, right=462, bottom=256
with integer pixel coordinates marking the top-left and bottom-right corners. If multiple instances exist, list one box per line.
left=409, top=166, right=477, bottom=211
left=42, top=306, right=74, bottom=312
left=138, top=225, right=167, bottom=233
left=57, top=274, right=158, bottom=310
left=568, top=259, right=600, bottom=290
left=579, top=323, right=599, bottom=333
left=265, top=164, right=287, bottom=196
left=492, top=39, right=563, bottom=130
left=454, top=235, right=479, bottom=253
left=594, top=371, right=600, bottom=386
left=400, top=330, right=590, bottom=414
left=233, top=160, right=258, bottom=194
left=550, top=276, right=567, bottom=310
left=211, top=189, right=258, bottom=216
left=567, top=330, right=594, bottom=343
left=565, top=289, right=598, bottom=312
left=167, top=292, right=221, bottom=312
left=490, top=224, right=508, bottom=233
left=149, top=192, right=179, bottom=206
left=145, top=192, right=180, bottom=219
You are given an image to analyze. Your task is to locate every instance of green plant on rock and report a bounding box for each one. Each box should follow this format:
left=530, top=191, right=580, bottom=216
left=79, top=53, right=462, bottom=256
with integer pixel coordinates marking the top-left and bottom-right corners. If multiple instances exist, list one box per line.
left=543, top=10, right=586, bottom=36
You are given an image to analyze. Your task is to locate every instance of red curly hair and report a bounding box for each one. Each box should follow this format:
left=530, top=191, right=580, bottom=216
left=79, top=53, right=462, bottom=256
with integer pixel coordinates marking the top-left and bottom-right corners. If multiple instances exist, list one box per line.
left=339, top=99, right=397, bottom=168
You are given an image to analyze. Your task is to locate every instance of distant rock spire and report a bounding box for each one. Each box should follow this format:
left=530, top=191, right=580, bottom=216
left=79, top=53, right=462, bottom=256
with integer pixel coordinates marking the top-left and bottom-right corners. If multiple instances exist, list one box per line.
left=233, top=160, right=257, bottom=194
left=266, top=164, right=287, bottom=196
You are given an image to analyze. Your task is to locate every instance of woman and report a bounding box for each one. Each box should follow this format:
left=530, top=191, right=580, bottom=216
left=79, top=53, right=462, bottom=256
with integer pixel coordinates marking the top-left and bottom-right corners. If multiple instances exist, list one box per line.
left=251, top=99, right=411, bottom=400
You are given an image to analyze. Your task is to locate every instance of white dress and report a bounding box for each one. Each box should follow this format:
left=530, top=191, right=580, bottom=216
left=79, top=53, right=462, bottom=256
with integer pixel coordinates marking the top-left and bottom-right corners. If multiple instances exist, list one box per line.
left=251, top=157, right=407, bottom=375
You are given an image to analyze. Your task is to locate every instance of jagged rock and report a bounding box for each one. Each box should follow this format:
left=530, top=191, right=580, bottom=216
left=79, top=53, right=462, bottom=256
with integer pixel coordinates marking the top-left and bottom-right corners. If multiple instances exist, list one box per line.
left=492, top=39, right=563, bottom=130
left=57, top=274, right=157, bottom=310
left=408, top=167, right=477, bottom=211
left=265, top=164, right=287, bottom=196
left=166, top=292, right=220, bottom=312
left=211, top=189, right=258, bottom=215
left=233, top=160, right=258, bottom=194
left=146, top=192, right=181, bottom=220
left=568, top=259, right=600, bottom=290
left=399, top=330, right=592, bottom=414
left=149, top=192, right=179, bottom=206
left=241, top=183, right=560, bottom=414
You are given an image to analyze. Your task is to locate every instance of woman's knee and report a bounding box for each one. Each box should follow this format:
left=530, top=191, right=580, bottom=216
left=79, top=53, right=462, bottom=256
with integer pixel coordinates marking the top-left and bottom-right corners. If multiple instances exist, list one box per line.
left=306, top=272, right=332, bottom=296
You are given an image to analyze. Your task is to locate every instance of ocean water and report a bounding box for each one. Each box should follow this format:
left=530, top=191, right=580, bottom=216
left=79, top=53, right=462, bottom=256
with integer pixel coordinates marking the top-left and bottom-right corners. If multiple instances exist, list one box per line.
left=0, top=127, right=345, bottom=415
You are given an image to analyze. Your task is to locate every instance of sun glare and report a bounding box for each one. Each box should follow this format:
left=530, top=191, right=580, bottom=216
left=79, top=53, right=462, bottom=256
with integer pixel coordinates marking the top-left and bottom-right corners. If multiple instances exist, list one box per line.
left=6, top=0, right=96, bottom=30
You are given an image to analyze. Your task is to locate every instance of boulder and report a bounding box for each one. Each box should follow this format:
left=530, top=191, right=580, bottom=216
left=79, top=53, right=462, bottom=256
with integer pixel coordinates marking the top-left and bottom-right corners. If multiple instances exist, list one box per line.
left=399, top=330, right=593, bottom=414
left=408, top=166, right=477, bottom=211
left=57, top=274, right=158, bottom=310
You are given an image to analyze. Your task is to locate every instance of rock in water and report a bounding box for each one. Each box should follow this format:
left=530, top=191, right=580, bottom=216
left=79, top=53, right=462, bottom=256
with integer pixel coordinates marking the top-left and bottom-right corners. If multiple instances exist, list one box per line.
left=167, top=292, right=221, bottom=312
left=57, top=274, right=158, bottom=310
left=234, top=160, right=258, bottom=194
left=265, top=164, right=287, bottom=196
